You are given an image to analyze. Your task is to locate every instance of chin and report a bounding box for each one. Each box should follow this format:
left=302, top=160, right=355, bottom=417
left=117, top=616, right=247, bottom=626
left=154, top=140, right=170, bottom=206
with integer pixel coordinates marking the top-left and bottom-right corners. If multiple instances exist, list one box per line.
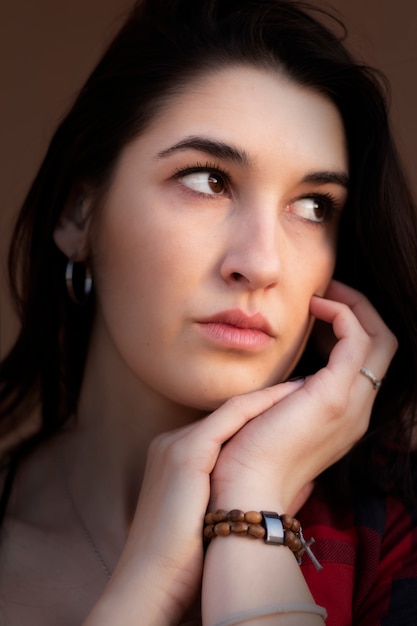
left=169, top=373, right=284, bottom=412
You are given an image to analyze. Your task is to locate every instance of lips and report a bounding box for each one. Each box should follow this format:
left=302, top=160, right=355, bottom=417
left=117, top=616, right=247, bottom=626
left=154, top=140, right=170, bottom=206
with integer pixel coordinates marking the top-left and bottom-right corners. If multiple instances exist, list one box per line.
left=201, top=309, right=274, bottom=336
left=196, top=309, right=275, bottom=351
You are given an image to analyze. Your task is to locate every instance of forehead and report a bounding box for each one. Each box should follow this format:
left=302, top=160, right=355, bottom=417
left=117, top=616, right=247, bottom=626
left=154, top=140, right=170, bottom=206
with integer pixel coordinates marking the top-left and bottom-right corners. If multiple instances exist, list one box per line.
left=122, top=65, right=348, bottom=176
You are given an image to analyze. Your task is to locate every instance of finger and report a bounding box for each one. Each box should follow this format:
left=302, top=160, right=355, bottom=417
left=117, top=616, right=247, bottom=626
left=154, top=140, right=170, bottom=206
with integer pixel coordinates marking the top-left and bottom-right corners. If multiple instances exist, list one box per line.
left=309, top=294, right=370, bottom=386
left=324, top=280, right=396, bottom=346
left=329, top=282, right=398, bottom=389
left=318, top=280, right=398, bottom=379
left=182, top=379, right=305, bottom=469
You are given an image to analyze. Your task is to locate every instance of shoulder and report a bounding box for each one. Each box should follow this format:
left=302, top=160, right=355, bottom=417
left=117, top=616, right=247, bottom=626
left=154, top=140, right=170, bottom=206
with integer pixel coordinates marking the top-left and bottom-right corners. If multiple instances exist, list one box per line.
left=0, top=514, right=102, bottom=626
left=0, top=442, right=105, bottom=626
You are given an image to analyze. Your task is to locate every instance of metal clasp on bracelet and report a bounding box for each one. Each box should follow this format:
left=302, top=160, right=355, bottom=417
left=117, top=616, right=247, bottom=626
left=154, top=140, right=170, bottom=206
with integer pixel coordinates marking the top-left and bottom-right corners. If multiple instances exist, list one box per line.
left=261, top=511, right=285, bottom=544
left=262, top=511, right=323, bottom=572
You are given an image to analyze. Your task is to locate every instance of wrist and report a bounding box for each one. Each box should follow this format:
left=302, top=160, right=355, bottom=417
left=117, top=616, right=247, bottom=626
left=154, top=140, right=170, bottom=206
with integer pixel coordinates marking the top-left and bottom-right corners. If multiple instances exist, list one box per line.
left=202, top=536, right=321, bottom=626
left=210, top=492, right=285, bottom=514
left=204, top=508, right=322, bottom=572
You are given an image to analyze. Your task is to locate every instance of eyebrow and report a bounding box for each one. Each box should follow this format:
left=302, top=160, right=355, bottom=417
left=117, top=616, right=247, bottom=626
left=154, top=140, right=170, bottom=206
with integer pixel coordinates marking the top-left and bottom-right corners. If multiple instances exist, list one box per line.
left=156, top=135, right=349, bottom=189
left=156, top=136, right=251, bottom=166
left=301, top=171, right=350, bottom=190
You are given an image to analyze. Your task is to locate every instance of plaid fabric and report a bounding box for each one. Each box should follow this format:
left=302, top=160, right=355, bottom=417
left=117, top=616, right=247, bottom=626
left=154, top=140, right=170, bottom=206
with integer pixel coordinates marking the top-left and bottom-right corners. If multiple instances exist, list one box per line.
left=299, top=485, right=417, bottom=625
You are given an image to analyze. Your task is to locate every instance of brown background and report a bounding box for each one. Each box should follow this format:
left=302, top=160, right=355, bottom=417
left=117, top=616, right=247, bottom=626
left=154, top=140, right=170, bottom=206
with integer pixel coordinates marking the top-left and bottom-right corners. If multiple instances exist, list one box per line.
left=1, top=0, right=416, bottom=358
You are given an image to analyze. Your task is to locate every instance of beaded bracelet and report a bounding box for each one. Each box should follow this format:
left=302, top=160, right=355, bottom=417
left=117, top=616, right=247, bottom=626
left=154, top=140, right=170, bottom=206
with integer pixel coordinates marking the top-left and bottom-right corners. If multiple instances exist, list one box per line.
left=204, top=509, right=322, bottom=571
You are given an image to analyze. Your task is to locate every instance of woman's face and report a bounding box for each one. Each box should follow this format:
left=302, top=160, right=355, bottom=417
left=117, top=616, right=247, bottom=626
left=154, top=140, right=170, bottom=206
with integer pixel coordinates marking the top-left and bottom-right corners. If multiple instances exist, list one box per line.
left=89, top=66, right=348, bottom=410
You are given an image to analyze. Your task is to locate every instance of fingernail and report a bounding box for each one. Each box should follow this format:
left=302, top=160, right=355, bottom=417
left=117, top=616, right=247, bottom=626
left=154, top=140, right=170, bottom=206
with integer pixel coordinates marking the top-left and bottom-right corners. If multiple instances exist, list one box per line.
left=287, top=376, right=305, bottom=383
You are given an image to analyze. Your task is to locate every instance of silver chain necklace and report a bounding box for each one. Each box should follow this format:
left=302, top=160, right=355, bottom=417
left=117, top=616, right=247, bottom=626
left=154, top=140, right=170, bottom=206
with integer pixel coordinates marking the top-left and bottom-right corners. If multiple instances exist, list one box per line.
left=63, top=472, right=112, bottom=580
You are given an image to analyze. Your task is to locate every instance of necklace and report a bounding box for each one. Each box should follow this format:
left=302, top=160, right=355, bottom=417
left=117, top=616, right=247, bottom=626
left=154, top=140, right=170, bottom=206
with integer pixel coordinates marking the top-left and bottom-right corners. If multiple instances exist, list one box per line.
left=63, top=472, right=112, bottom=580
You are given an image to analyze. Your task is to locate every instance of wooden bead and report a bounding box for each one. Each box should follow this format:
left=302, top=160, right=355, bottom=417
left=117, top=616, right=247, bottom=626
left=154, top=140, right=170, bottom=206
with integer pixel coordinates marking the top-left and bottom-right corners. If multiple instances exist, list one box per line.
left=213, top=509, right=228, bottom=523
left=214, top=522, right=231, bottom=536
left=206, top=512, right=304, bottom=552
left=204, top=512, right=216, bottom=525
left=284, top=530, right=302, bottom=551
left=245, top=511, right=262, bottom=524
left=203, top=525, right=216, bottom=539
left=248, top=523, right=265, bottom=539
left=231, top=521, right=248, bottom=534
left=292, top=538, right=302, bottom=551
left=284, top=530, right=295, bottom=546
left=280, top=514, right=294, bottom=530
left=203, top=510, right=319, bottom=569
left=228, top=509, right=245, bottom=522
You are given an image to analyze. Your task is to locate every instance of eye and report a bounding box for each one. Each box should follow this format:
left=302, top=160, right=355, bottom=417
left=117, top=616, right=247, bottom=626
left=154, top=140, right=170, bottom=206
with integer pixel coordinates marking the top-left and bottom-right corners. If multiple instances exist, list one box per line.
left=178, top=169, right=227, bottom=195
left=289, top=194, right=337, bottom=224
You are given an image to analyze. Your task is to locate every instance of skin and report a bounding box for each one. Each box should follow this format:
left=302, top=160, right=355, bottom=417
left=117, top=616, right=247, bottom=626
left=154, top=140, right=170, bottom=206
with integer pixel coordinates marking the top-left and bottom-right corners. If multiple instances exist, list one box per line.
left=76, top=66, right=348, bottom=410
left=1, top=66, right=397, bottom=626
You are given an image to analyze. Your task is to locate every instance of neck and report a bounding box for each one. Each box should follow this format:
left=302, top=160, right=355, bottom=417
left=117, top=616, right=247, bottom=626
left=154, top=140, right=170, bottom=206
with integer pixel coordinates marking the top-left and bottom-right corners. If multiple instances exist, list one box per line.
left=63, top=328, right=205, bottom=545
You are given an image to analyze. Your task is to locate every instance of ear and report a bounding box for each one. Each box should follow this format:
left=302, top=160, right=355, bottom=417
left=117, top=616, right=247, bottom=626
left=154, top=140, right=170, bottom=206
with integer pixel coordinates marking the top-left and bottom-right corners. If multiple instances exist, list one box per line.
left=53, top=189, right=93, bottom=261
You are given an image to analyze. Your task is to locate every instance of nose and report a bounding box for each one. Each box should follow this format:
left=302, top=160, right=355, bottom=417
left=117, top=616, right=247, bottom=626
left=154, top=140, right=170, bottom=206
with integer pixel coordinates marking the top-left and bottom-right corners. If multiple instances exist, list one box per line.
left=220, top=204, right=281, bottom=290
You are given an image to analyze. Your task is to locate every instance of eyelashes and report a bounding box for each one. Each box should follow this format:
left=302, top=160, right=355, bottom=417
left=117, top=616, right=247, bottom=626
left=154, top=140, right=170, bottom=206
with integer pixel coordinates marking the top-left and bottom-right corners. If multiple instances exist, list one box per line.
left=172, top=162, right=343, bottom=224
left=173, top=162, right=231, bottom=197
left=287, top=193, right=341, bottom=224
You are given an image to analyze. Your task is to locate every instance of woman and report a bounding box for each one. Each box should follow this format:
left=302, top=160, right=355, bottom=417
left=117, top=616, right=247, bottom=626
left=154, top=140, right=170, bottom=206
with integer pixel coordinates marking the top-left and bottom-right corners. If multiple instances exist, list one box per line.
left=1, top=0, right=416, bottom=624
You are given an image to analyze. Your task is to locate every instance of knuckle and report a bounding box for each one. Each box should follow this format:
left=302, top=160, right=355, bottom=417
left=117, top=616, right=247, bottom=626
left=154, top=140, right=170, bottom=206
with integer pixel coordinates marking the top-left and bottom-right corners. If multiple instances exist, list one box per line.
left=157, top=437, right=189, bottom=470
left=325, top=396, right=347, bottom=420
left=147, top=433, right=168, bottom=461
left=361, top=332, right=372, bottom=350
left=354, top=419, right=370, bottom=440
left=223, top=394, right=246, bottom=414
left=310, top=374, right=348, bottom=418
left=348, top=413, right=370, bottom=443
left=386, top=329, right=399, bottom=355
left=371, top=325, right=398, bottom=362
left=148, top=432, right=165, bottom=454
left=312, top=390, right=346, bottom=421
left=148, top=432, right=182, bottom=459
left=356, top=332, right=372, bottom=358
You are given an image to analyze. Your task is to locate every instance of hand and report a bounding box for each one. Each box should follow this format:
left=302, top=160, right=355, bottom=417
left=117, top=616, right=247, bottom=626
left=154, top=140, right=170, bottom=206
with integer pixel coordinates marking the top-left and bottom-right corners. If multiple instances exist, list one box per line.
left=208, top=280, right=398, bottom=513
left=84, top=381, right=304, bottom=625
left=85, top=281, right=397, bottom=625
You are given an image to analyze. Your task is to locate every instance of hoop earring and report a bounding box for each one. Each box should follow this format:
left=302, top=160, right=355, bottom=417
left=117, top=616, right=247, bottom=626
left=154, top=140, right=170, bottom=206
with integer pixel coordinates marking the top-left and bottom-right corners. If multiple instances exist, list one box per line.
left=65, top=258, right=93, bottom=305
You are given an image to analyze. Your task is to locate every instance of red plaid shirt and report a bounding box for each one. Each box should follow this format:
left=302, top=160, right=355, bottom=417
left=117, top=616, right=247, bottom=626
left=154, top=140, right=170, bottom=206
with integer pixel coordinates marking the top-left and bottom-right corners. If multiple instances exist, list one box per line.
left=300, top=484, right=417, bottom=625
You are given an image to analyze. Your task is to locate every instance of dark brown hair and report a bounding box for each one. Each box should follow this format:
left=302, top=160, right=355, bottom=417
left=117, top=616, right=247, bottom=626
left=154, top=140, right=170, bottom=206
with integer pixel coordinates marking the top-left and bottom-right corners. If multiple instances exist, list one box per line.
left=1, top=0, right=417, bottom=512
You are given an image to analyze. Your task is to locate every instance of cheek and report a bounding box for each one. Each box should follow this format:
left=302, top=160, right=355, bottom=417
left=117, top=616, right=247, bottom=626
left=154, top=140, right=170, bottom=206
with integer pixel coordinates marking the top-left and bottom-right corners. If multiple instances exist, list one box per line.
left=290, top=233, right=336, bottom=297
left=285, top=244, right=336, bottom=344
left=92, top=200, right=176, bottom=291
left=90, top=200, right=207, bottom=353
left=311, top=236, right=338, bottom=295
